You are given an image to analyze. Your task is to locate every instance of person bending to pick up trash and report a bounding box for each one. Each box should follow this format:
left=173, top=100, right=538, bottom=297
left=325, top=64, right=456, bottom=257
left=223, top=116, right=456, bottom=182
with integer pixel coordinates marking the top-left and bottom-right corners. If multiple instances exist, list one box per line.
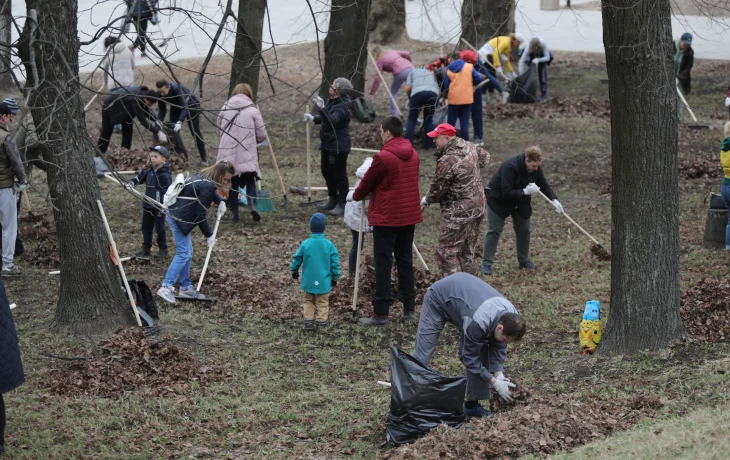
left=156, top=79, right=208, bottom=166
left=157, top=161, right=234, bottom=303
left=413, top=272, right=526, bottom=417
left=421, top=123, right=490, bottom=278
left=481, top=146, right=562, bottom=275
left=518, top=36, right=553, bottom=102
left=97, top=86, right=166, bottom=154
left=478, top=33, right=525, bottom=82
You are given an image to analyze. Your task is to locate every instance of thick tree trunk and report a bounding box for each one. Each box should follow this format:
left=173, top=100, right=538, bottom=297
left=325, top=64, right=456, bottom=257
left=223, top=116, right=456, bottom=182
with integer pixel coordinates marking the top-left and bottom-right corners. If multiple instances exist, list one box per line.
left=19, top=0, right=134, bottom=335
left=369, top=0, right=406, bottom=45
left=0, top=1, right=14, bottom=90
left=230, top=0, right=266, bottom=99
left=460, top=0, right=515, bottom=49
left=320, top=0, right=371, bottom=100
left=600, top=0, right=685, bottom=353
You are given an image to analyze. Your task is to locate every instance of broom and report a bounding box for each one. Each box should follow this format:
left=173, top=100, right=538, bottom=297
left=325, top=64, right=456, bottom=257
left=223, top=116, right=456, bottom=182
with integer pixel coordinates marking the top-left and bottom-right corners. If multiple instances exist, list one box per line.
left=256, top=178, right=275, bottom=213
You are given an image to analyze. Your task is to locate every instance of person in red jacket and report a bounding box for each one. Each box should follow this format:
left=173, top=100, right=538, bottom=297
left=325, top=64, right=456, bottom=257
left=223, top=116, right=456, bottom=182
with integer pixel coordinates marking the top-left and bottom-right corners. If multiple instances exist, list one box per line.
left=353, top=117, right=424, bottom=326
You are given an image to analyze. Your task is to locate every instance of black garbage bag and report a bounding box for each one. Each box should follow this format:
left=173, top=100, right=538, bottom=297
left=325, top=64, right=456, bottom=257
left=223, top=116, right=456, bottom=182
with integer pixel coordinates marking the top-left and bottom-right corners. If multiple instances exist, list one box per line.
left=385, top=346, right=466, bottom=445
left=508, top=65, right=538, bottom=104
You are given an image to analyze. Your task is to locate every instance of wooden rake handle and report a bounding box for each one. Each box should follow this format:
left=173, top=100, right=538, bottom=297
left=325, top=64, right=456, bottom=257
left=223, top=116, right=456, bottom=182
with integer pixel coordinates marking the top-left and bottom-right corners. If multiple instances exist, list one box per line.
left=537, top=191, right=604, bottom=247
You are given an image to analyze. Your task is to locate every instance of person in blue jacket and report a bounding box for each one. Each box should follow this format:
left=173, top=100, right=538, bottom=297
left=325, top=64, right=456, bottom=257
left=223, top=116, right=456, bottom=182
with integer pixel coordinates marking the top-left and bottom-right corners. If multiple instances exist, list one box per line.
left=124, top=0, right=159, bottom=56
left=125, top=145, right=172, bottom=259
left=157, top=161, right=235, bottom=303
left=0, top=279, right=24, bottom=455
left=156, top=79, right=208, bottom=165
left=290, top=213, right=341, bottom=330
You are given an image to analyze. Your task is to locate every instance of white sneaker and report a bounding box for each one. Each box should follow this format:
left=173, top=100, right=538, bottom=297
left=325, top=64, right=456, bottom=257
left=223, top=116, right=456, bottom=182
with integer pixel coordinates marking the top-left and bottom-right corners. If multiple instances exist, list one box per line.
left=474, top=138, right=484, bottom=147
left=178, top=288, right=205, bottom=300
left=501, top=92, right=510, bottom=104
left=157, top=286, right=177, bottom=303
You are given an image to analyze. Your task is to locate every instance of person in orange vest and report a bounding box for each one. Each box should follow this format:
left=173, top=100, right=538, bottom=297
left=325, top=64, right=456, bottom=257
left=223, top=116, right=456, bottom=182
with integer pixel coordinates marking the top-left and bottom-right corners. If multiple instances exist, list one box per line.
left=442, top=55, right=482, bottom=141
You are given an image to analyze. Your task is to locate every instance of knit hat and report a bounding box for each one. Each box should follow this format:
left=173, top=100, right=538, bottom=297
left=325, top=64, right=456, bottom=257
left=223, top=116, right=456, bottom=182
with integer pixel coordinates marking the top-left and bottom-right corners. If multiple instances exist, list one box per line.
left=310, top=213, right=326, bottom=234
left=1, top=97, right=18, bottom=115
left=149, top=145, right=169, bottom=158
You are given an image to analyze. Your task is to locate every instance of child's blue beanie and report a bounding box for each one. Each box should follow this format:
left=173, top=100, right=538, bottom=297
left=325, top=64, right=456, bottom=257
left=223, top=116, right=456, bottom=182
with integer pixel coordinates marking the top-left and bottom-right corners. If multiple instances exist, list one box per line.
left=310, top=213, right=326, bottom=233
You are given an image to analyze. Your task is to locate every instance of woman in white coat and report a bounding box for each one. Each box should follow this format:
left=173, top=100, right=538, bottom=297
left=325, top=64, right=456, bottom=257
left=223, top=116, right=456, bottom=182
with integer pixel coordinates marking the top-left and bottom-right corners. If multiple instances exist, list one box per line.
left=216, top=83, right=268, bottom=222
left=344, top=157, right=373, bottom=276
left=103, top=36, right=136, bottom=90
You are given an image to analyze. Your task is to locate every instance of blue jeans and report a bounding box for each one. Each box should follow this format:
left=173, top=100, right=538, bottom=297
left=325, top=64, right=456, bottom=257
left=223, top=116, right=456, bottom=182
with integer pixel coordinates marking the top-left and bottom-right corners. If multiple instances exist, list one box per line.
left=448, top=104, right=471, bottom=140
left=405, top=91, right=438, bottom=149
left=471, top=90, right=483, bottom=140
left=722, top=182, right=730, bottom=250
left=163, top=216, right=193, bottom=290
left=390, top=67, right=414, bottom=116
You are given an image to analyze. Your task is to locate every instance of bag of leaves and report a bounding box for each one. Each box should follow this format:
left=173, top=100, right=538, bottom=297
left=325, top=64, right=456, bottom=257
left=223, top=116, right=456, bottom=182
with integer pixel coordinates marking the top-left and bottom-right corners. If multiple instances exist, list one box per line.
left=385, top=346, right=466, bottom=445
left=128, top=279, right=159, bottom=325
left=508, top=64, right=538, bottom=104
left=351, top=96, right=376, bottom=123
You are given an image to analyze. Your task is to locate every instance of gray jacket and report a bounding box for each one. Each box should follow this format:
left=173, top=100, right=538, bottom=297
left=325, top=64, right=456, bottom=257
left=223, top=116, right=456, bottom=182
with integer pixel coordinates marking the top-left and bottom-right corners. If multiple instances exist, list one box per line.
left=406, top=67, right=440, bottom=97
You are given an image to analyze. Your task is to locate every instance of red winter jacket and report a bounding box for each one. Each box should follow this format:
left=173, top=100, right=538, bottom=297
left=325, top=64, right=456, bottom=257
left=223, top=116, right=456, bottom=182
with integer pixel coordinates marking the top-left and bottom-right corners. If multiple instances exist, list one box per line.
left=353, top=137, right=423, bottom=227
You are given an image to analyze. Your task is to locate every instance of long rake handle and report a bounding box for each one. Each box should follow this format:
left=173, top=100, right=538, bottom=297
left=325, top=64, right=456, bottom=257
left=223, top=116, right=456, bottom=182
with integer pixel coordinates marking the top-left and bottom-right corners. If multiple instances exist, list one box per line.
left=306, top=105, right=312, bottom=202
left=257, top=105, right=287, bottom=200
left=538, top=191, right=603, bottom=247
left=675, top=80, right=698, bottom=122
left=413, top=243, right=429, bottom=272
left=84, top=82, right=106, bottom=112
left=352, top=201, right=366, bottom=311
left=196, top=213, right=222, bottom=293
left=368, top=51, right=403, bottom=117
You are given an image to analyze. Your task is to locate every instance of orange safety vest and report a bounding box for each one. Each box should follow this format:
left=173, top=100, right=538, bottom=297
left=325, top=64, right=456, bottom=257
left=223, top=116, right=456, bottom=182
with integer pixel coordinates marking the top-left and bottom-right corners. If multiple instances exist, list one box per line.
left=446, top=63, right=475, bottom=105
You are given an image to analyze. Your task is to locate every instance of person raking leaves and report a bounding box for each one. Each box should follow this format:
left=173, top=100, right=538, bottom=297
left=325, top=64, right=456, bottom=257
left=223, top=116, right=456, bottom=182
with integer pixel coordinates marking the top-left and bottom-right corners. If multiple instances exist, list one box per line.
left=412, top=272, right=526, bottom=417
left=290, top=213, right=341, bottom=330
left=125, top=145, right=172, bottom=259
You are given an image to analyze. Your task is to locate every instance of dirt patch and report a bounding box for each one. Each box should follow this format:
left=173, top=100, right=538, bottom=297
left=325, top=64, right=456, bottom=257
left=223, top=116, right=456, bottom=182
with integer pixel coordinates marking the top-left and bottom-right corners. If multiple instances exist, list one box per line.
left=18, top=212, right=60, bottom=267
left=679, top=158, right=722, bottom=179
left=350, top=123, right=383, bottom=150
left=681, top=277, right=730, bottom=343
left=103, top=148, right=190, bottom=173
left=49, top=327, right=230, bottom=397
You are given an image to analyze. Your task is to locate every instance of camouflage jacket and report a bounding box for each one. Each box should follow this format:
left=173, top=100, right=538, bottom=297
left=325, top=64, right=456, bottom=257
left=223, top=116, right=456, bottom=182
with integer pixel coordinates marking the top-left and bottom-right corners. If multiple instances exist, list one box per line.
left=425, top=137, right=490, bottom=223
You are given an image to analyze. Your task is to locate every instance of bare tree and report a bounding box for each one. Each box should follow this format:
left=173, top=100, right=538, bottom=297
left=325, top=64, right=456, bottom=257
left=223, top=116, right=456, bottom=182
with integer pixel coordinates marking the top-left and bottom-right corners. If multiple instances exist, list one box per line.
left=18, top=0, right=133, bottom=334
left=369, top=0, right=406, bottom=45
left=600, top=0, right=685, bottom=353
left=320, top=0, right=372, bottom=99
left=460, top=0, right=514, bottom=49
left=230, top=0, right=267, bottom=99
left=0, top=0, right=13, bottom=89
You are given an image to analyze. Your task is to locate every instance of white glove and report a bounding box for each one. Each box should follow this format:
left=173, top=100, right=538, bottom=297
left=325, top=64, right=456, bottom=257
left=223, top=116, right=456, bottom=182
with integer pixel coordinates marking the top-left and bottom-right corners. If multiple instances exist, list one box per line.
left=552, top=199, right=564, bottom=214
left=725, top=97, right=730, bottom=108
left=496, top=67, right=506, bottom=79
left=173, top=121, right=182, bottom=133
left=532, top=58, right=540, bottom=65
left=216, top=201, right=227, bottom=219
left=507, top=71, right=517, bottom=80
left=492, top=374, right=516, bottom=402
left=420, top=196, right=428, bottom=208
left=313, top=95, right=325, bottom=109
left=303, top=113, right=314, bottom=123
left=157, top=130, right=168, bottom=143
left=153, top=119, right=165, bottom=130
left=124, top=181, right=134, bottom=192
left=207, top=236, right=216, bottom=248
left=522, top=183, right=540, bottom=196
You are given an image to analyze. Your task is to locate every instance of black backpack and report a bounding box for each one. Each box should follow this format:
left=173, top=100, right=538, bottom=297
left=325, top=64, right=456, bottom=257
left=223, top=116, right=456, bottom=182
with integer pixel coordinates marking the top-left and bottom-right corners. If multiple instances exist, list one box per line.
left=351, top=96, right=376, bottom=123
left=129, top=280, right=159, bottom=323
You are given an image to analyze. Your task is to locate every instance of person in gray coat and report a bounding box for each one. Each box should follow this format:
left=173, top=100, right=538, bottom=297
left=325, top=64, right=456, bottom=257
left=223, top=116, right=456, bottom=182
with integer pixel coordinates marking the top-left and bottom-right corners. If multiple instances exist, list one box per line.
left=412, top=272, right=526, bottom=418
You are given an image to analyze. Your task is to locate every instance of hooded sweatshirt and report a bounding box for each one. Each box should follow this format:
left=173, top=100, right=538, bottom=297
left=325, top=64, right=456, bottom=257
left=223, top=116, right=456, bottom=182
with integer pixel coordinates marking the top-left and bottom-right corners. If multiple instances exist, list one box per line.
left=290, top=229, right=341, bottom=295
left=443, top=60, right=482, bottom=105
left=104, top=42, right=135, bottom=89
left=721, top=137, right=730, bottom=184
left=345, top=157, right=373, bottom=232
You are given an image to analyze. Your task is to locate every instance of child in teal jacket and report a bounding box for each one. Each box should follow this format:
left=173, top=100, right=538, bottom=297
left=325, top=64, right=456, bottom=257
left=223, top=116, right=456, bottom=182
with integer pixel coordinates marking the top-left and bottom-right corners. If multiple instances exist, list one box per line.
left=291, top=213, right=341, bottom=329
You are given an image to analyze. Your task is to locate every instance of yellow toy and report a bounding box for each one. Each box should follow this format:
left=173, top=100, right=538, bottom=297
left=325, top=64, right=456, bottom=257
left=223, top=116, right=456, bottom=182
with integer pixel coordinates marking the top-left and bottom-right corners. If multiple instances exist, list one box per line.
left=579, top=319, right=602, bottom=354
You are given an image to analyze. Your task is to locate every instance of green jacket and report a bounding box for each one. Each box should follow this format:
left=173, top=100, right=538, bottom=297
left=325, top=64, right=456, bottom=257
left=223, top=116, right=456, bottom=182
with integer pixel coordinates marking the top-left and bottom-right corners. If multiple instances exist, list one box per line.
left=0, top=124, right=26, bottom=189
left=290, top=233, right=341, bottom=295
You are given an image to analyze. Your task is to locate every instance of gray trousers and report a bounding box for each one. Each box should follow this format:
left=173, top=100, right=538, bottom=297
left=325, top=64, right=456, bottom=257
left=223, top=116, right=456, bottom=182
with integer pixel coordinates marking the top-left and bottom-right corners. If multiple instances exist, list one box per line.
left=413, top=289, right=496, bottom=402
left=0, top=188, right=17, bottom=269
left=482, top=206, right=531, bottom=267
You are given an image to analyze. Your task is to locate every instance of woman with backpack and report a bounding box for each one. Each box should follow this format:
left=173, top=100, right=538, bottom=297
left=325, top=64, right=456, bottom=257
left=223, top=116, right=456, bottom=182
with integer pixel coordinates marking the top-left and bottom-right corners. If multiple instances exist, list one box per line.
left=303, top=78, right=353, bottom=217
left=216, top=83, right=267, bottom=223
left=156, top=161, right=235, bottom=303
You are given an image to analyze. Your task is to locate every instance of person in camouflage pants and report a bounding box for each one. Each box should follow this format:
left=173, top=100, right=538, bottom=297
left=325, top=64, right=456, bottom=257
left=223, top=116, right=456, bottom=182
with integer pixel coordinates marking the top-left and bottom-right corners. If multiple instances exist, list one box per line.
left=421, top=124, right=490, bottom=277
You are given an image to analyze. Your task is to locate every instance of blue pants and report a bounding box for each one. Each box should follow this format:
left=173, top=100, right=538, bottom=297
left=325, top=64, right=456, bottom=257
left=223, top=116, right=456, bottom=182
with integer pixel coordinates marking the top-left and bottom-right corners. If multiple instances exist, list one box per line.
left=722, top=182, right=730, bottom=251
left=163, top=216, right=193, bottom=290
left=447, top=104, right=471, bottom=140
left=405, top=91, right=438, bottom=149
left=471, top=91, right=483, bottom=140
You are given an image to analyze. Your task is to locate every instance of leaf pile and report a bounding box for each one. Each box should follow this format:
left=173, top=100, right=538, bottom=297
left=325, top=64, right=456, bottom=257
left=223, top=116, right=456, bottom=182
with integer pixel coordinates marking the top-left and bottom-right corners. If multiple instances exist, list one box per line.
left=103, top=148, right=190, bottom=173
left=50, top=327, right=230, bottom=397
left=680, top=277, right=730, bottom=342
left=350, top=125, right=383, bottom=150
left=590, top=243, right=611, bottom=261
left=678, top=158, right=722, bottom=179
left=486, top=96, right=611, bottom=120
left=18, top=212, right=60, bottom=267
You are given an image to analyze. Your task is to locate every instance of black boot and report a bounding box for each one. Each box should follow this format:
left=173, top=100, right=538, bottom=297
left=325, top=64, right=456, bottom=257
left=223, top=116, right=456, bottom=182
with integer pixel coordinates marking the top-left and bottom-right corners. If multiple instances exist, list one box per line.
left=328, top=200, right=346, bottom=217
left=227, top=192, right=240, bottom=222
left=317, top=196, right=337, bottom=211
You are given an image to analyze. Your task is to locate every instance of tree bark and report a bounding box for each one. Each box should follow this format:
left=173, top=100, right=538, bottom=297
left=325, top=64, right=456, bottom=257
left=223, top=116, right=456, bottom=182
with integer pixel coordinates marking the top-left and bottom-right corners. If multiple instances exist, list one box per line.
left=320, top=0, right=371, bottom=100
left=230, top=0, right=266, bottom=99
left=0, top=0, right=14, bottom=90
left=600, top=0, right=685, bottom=353
left=460, top=0, right=515, bottom=49
left=369, top=0, right=406, bottom=45
left=19, top=0, right=134, bottom=335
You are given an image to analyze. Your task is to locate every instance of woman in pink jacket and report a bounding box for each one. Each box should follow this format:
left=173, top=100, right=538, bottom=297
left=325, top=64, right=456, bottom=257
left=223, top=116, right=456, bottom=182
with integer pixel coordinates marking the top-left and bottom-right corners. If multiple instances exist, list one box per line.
left=216, top=83, right=268, bottom=222
left=370, top=45, right=415, bottom=116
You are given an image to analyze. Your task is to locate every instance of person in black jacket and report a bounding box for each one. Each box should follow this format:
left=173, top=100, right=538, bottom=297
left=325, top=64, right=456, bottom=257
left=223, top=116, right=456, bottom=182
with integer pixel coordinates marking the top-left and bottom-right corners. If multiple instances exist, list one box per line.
left=123, top=0, right=159, bottom=56
left=156, top=79, right=208, bottom=165
left=97, top=86, right=166, bottom=154
left=0, top=279, right=24, bottom=455
left=481, top=146, right=562, bottom=275
left=157, top=161, right=234, bottom=303
left=304, top=77, right=353, bottom=216
left=674, top=32, right=694, bottom=119
left=125, top=145, right=172, bottom=259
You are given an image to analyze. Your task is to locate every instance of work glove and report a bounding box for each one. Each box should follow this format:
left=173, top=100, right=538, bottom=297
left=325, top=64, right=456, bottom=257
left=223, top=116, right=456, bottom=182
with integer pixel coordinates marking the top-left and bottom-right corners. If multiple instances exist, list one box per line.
left=532, top=58, right=540, bottom=65
left=303, top=113, right=314, bottom=123
left=155, top=119, right=165, bottom=130
left=522, top=183, right=540, bottom=196
left=331, top=279, right=338, bottom=288
left=313, top=95, right=325, bottom=109
left=151, top=13, right=160, bottom=25
left=124, top=181, right=135, bottom=192
left=552, top=199, right=564, bottom=214
left=420, top=196, right=428, bottom=209
left=725, top=97, right=730, bottom=108
left=292, top=272, right=299, bottom=280
left=173, top=121, right=182, bottom=133
left=496, top=67, right=506, bottom=79
left=207, top=236, right=216, bottom=248
left=507, top=71, right=517, bottom=80
left=157, top=130, right=168, bottom=143
left=13, top=180, right=28, bottom=192
left=492, top=374, right=516, bottom=402
left=216, top=201, right=227, bottom=219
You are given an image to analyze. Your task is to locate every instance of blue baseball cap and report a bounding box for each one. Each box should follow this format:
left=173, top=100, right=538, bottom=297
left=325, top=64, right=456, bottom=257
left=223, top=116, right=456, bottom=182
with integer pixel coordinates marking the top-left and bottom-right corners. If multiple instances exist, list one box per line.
left=149, top=145, right=169, bottom=158
left=681, top=32, right=692, bottom=45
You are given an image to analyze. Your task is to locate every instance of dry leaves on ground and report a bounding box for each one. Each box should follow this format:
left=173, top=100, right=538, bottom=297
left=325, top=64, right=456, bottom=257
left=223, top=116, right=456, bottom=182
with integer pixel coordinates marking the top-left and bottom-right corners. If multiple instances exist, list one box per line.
left=681, top=277, right=730, bottom=343
left=104, top=148, right=190, bottom=173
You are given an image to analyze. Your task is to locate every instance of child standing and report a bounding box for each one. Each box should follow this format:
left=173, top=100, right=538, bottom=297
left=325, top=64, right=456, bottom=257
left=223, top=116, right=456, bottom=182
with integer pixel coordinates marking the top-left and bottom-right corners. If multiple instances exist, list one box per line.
left=291, top=213, right=341, bottom=330
left=126, top=145, right=172, bottom=259
left=442, top=55, right=482, bottom=141
left=344, top=158, right=372, bottom=277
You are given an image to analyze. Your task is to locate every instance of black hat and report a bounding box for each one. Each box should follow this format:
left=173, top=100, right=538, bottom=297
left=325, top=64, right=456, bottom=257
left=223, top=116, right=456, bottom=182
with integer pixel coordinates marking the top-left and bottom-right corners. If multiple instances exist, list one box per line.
left=149, top=145, right=169, bottom=158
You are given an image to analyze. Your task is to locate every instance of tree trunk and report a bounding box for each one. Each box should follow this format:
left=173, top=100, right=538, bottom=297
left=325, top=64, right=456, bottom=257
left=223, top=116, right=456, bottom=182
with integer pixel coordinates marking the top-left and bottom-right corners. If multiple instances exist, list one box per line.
left=19, top=0, right=134, bottom=335
left=320, top=0, right=371, bottom=100
left=230, top=0, right=266, bottom=99
left=460, top=0, right=515, bottom=49
left=0, top=0, right=14, bottom=90
left=600, top=0, right=685, bottom=353
left=369, top=0, right=406, bottom=45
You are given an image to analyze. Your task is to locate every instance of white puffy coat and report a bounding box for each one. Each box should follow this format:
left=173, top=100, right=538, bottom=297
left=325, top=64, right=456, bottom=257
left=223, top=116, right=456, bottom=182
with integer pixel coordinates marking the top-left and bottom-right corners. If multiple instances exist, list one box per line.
left=344, top=157, right=373, bottom=232
left=104, top=43, right=135, bottom=89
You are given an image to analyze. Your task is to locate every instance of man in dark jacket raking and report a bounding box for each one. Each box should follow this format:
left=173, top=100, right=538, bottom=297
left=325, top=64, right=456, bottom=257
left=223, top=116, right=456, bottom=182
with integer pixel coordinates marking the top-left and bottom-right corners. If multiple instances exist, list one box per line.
left=156, top=79, right=208, bottom=165
left=353, top=117, right=423, bottom=326
left=97, top=86, right=166, bottom=154
left=481, top=146, right=563, bottom=275
left=674, top=32, right=694, bottom=120
left=0, top=100, right=27, bottom=277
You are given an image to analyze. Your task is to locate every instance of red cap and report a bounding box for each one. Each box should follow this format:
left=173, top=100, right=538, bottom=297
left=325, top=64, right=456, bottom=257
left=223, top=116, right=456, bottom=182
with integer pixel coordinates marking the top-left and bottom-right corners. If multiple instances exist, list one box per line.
left=427, top=123, right=457, bottom=138
left=459, top=50, right=478, bottom=64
